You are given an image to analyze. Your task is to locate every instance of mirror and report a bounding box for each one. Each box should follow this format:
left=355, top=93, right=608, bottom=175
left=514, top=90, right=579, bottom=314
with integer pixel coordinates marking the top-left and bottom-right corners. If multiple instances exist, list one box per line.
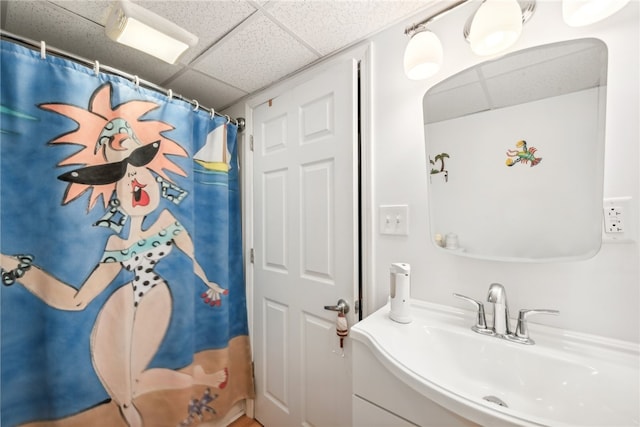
left=424, top=38, right=607, bottom=262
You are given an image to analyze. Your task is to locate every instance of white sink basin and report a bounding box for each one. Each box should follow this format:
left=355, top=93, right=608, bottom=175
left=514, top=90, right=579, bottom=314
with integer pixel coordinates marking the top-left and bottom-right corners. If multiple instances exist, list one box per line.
left=351, top=300, right=640, bottom=426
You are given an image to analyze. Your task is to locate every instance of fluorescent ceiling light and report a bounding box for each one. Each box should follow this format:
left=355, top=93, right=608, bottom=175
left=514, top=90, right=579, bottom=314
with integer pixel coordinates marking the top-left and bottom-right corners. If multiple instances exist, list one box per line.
left=105, top=0, right=198, bottom=64
left=562, top=0, right=630, bottom=27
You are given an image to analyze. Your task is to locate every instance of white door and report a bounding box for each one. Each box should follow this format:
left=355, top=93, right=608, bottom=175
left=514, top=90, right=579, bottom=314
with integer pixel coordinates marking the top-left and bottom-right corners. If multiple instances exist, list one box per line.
left=252, top=58, right=359, bottom=427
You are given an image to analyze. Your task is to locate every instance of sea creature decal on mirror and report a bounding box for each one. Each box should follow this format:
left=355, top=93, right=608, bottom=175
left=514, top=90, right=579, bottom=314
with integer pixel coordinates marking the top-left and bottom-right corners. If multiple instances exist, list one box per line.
left=430, top=152, right=450, bottom=182
left=505, top=140, right=542, bottom=167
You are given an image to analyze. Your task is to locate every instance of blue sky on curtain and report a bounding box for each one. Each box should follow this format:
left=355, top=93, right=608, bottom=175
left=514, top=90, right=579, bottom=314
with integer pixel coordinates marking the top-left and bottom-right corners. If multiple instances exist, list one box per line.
left=0, top=40, right=252, bottom=427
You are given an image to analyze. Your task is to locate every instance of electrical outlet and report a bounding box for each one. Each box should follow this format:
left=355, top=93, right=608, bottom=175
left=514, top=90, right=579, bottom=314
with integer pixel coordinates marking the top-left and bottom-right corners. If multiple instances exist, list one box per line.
left=603, top=197, right=634, bottom=243
left=604, top=206, right=624, bottom=233
left=379, top=205, right=409, bottom=235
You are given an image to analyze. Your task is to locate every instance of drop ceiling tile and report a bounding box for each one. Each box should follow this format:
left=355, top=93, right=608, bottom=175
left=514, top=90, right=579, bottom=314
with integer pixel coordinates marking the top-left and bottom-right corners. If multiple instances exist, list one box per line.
left=132, top=1, right=259, bottom=64
left=266, top=0, right=432, bottom=55
left=166, top=69, right=248, bottom=111
left=49, top=0, right=112, bottom=23
left=4, top=1, right=180, bottom=84
left=193, top=12, right=319, bottom=93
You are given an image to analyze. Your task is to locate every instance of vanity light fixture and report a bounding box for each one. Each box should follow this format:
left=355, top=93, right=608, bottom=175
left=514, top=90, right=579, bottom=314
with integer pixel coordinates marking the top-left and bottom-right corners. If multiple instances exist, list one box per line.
left=562, top=0, right=631, bottom=27
left=404, top=0, right=630, bottom=80
left=105, top=0, right=198, bottom=64
left=403, top=0, right=536, bottom=79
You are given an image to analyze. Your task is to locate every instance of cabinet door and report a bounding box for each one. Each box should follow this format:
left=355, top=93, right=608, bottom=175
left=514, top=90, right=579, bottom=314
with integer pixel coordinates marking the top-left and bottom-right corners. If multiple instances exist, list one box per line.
left=353, top=395, right=417, bottom=427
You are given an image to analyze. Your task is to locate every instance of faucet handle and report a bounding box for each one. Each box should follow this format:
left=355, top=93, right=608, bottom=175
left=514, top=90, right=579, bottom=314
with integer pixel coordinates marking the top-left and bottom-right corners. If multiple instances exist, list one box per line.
left=507, top=309, right=559, bottom=345
left=453, top=293, right=494, bottom=335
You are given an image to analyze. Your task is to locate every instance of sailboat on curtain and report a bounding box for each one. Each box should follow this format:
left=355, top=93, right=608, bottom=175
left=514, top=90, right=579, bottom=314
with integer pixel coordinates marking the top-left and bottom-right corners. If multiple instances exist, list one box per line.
left=194, top=125, right=230, bottom=173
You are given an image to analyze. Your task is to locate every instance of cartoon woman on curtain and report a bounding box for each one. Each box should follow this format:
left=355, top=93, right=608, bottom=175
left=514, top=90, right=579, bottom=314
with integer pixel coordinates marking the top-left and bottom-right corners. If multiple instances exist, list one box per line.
left=0, top=83, right=227, bottom=427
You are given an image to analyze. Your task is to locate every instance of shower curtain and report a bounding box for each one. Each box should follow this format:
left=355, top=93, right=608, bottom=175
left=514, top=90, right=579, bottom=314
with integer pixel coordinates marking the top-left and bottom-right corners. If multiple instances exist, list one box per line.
left=0, top=40, right=253, bottom=427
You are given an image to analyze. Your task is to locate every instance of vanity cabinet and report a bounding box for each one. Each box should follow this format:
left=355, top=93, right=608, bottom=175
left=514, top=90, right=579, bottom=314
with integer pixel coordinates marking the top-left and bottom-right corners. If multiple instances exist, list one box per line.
left=352, top=339, right=477, bottom=427
left=353, top=395, right=416, bottom=427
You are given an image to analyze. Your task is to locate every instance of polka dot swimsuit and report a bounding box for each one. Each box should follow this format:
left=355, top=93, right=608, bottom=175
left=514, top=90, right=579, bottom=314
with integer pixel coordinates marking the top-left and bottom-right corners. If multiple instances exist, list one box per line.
left=100, top=221, right=184, bottom=307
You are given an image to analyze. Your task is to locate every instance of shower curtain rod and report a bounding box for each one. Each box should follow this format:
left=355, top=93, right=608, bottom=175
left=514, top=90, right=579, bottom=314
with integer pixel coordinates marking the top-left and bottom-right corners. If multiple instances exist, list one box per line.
left=0, top=30, right=245, bottom=132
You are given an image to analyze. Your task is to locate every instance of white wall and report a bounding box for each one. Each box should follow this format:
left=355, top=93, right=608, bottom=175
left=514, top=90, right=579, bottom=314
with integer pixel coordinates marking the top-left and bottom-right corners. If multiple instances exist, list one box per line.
left=232, top=0, right=639, bottom=344
left=369, top=0, right=639, bottom=342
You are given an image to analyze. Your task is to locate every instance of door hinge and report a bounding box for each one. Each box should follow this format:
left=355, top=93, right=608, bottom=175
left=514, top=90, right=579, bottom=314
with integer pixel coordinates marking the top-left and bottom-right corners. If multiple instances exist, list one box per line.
left=250, top=248, right=255, bottom=263
left=249, top=135, right=254, bottom=151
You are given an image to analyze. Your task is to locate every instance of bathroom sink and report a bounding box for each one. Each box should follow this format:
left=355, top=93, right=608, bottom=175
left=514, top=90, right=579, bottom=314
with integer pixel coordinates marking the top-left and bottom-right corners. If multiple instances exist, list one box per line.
left=351, top=300, right=640, bottom=426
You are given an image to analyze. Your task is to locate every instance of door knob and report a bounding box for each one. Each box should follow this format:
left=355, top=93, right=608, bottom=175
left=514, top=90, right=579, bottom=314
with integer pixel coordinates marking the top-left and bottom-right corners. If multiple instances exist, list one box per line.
left=324, top=299, right=350, bottom=314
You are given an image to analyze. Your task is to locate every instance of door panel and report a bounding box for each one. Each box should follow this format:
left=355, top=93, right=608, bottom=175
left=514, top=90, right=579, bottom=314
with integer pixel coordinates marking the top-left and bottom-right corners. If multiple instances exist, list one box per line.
left=264, top=299, right=289, bottom=411
left=253, top=58, right=358, bottom=427
left=301, top=160, right=333, bottom=281
left=263, top=170, right=288, bottom=272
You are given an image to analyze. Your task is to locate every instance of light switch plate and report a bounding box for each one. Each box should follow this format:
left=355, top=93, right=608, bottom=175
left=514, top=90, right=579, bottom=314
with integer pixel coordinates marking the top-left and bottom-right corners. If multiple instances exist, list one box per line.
left=379, top=205, right=409, bottom=235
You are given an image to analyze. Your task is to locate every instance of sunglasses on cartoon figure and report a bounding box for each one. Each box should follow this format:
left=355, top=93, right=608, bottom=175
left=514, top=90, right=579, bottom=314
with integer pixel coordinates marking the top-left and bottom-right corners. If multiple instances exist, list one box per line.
left=58, top=141, right=161, bottom=186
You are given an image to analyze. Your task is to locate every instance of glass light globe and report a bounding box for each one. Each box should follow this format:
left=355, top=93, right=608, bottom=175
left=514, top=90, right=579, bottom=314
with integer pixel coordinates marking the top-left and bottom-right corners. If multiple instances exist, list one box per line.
left=403, top=30, right=443, bottom=80
left=468, top=0, right=523, bottom=56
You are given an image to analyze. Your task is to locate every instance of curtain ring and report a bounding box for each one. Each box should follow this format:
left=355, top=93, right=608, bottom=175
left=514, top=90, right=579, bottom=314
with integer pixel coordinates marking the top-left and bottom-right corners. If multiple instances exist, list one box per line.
left=209, top=107, right=215, bottom=119
left=40, top=41, right=46, bottom=59
left=167, top=89, right=173, bottom=100
left=133, top=75, right=140, bottom=87
left=192, top=100, right=199, bottom=112
left=94, top=60, right=100, bottom=76
left=225, top=115, right=231, bottom=124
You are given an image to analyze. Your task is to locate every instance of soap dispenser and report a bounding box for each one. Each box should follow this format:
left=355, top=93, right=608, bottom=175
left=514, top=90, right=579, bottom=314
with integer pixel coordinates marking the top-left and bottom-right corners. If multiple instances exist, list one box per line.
left=389, top=263, right=412, bottom=323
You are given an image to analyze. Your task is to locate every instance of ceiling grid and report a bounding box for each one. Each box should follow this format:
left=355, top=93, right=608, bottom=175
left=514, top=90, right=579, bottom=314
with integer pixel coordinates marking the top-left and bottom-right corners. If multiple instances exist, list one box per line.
left=0, top=0, right=435, bottom=109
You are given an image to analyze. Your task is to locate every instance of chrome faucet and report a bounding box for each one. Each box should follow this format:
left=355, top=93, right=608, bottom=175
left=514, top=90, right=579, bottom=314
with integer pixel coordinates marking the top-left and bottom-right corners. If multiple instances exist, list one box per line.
left=487, top=283, right=511, bottom=336
left=454, top=283, right=559, bottom=345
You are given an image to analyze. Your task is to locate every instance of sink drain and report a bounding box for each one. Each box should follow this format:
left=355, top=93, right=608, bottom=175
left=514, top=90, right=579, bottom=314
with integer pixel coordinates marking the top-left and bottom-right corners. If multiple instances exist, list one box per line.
left=483, top=395, right=508, bottom=408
